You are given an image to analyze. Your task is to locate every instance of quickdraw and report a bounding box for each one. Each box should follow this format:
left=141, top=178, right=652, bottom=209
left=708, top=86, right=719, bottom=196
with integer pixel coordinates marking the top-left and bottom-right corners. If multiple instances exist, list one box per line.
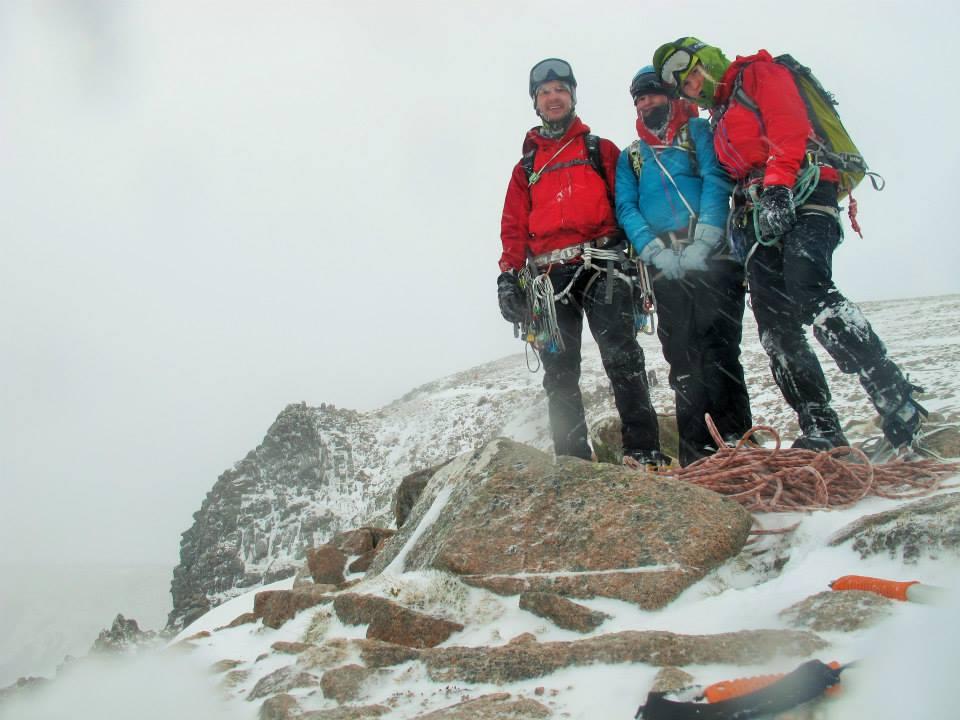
left=516, top=241, right=656, bottom=371
left=633, top=260, right=656, bottom=335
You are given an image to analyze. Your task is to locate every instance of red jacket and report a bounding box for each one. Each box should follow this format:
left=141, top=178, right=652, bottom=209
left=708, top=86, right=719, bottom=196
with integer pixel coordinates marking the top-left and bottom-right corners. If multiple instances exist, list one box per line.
left=712, top=50, right=839, bottom=187
left=499, top=117, right=620, bottom=272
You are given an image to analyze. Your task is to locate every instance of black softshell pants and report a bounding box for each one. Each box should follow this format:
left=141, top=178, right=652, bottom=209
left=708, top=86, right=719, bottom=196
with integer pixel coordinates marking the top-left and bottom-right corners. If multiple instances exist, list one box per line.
left=746, top=181, right=913, bottom=438
left=653, top=258, right=753, bottom=466
left=540, top=262, right=660, bottom=459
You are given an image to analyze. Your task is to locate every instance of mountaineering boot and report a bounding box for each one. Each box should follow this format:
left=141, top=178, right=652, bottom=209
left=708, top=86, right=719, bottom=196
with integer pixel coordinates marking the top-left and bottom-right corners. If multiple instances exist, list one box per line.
left=792, top=404, right=848, bottom=451
left=623, top=449, right=672, bottom=471
left=881, top=390, right=929, bottom=449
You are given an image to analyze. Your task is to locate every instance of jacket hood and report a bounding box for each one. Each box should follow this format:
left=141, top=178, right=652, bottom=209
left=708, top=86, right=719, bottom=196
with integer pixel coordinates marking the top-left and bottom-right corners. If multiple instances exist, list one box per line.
left=635, top=99, right=699, bottom=145
left=715, top=49, right=775, bottom=106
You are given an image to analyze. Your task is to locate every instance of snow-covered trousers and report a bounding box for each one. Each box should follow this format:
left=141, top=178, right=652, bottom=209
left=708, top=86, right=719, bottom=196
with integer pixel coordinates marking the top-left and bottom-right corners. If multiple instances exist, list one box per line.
left=746, top=181, right=912, bottom=435
left=540, top=262, right=660, bottom=459
left=653, top=258, right=753, bottom=466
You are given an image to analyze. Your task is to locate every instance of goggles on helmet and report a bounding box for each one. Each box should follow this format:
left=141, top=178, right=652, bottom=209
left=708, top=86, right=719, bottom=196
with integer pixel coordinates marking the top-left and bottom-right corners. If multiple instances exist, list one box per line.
left=658, top=48, right=699, bottom=89
left=529, top=58, right=576, bottom=97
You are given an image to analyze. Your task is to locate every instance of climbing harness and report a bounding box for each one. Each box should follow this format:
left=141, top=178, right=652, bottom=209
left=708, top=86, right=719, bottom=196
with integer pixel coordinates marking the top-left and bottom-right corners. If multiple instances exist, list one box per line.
left=516, top=237, right=651, bottom=371
left=748, top=161, right=820, bottom=244
left=728, top=160, right=822, bottom=269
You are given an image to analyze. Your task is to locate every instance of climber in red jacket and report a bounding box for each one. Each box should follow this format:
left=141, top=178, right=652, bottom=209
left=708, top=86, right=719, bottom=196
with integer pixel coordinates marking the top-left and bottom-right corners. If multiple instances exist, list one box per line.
left=653, top=39, right=927, bottom=453
left=497, top=58, right=665, bottom=467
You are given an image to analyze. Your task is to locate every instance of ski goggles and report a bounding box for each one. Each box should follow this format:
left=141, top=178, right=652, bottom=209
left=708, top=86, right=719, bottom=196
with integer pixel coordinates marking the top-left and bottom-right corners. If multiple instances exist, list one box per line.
left=529, top=58, right=575, bottom=96
left=658, top=48, right=700, bottom=89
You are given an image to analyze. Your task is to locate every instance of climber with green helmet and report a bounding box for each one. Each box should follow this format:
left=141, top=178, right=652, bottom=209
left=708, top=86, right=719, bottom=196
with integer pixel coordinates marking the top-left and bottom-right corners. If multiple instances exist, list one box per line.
left=652, top=38, right=926, bottom=453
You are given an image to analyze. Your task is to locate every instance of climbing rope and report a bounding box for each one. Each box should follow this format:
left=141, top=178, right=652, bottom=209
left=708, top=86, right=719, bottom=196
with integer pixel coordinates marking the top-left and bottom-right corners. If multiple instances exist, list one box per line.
left=659, top=415, right=960, bottom=513
left=518, top=265, right=588, bottom=369
left=747, top=162, right=821, bottom=247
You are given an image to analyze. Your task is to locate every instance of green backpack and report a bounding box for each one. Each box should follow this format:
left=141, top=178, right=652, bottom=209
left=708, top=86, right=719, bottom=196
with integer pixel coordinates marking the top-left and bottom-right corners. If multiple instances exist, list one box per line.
left=731, top=54, right=882, bottom=199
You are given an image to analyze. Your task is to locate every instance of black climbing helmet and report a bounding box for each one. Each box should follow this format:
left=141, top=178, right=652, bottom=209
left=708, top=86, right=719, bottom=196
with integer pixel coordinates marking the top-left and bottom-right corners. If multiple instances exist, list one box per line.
left=630, top=65, right=668, bottom=101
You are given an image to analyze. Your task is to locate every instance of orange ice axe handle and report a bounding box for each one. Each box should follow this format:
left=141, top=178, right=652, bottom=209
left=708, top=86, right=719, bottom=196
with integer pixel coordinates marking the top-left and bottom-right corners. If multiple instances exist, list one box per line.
left=704, top=662, right=841, bottom=703
left=829, top=574, right=947, bottom=603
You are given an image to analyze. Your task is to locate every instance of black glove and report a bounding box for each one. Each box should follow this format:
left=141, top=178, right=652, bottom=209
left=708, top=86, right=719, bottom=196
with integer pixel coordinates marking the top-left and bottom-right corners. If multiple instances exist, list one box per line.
left=757, top=185, right=796, bottom=240
left=497, top=270, right=526, bottom=324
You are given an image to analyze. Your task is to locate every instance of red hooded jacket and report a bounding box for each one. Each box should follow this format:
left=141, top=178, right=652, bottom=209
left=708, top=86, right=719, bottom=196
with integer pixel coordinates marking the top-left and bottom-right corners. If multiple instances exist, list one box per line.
left=499, top=117, right=620, bottom=272
left=712, top=50, right=839, bottom=187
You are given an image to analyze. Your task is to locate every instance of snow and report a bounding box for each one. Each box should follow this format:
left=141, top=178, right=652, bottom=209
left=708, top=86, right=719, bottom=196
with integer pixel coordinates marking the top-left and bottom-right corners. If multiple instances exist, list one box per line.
left=169, top=576, right=295, bottom=645
left=5, top=294, right=960, bottom=718
left=91, top=489, right=958, bottom=720
left=381, top=485, right=453, bottom=577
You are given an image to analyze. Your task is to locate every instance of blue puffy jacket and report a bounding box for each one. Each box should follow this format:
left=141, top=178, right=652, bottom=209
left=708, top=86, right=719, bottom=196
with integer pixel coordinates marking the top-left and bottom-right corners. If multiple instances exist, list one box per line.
left=615, top=101, right=732, bottom=254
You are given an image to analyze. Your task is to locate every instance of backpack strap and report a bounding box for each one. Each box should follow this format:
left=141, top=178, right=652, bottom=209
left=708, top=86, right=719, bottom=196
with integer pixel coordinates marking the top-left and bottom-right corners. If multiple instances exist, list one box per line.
left=628, top=139, right=644, bottom=177
left=630, top=128, right=698, bottom=179
left=521, top=148, right=536, bottom=183
left=523, top=134, right=613, bottom=204
left=678, top=124, right=700, bottom=178
left=584, top=134, right=607, bottom=184
left=584, top=133, right=616, bottom=207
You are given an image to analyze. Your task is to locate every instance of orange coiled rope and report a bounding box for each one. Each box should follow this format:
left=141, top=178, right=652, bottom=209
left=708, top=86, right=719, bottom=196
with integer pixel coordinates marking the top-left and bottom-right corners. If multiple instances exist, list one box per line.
left=660, top=417, right=960, bottom=513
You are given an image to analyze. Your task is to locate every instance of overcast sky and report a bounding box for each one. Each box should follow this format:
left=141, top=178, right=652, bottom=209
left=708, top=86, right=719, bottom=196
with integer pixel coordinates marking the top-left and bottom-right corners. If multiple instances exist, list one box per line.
left=2, top=0, right=958, bottom=568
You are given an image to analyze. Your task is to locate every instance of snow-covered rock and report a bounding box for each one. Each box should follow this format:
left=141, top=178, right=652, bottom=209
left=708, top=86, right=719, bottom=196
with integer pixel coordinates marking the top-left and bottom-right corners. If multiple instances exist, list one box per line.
left=169, top=295, right=960, bottom=630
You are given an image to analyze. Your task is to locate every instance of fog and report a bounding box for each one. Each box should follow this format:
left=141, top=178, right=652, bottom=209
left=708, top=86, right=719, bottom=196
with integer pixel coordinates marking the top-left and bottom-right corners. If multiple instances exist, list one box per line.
left=2, top=0, right=958, bottom=576
left=0, top=651, right=246, bottom=720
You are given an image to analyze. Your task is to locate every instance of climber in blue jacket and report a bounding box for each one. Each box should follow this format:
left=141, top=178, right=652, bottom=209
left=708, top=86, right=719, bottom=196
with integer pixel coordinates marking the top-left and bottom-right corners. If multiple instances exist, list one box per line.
left=615, top=66, right=752, bottom=466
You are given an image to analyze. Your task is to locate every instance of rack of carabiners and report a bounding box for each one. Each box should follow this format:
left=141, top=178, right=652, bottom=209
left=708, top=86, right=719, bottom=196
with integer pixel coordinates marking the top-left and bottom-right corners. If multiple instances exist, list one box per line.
left=515, top=248, right=658, bottom=372
left=630, top=249, right=657, bottom=337
left=515, top=264, right=564, bottom=371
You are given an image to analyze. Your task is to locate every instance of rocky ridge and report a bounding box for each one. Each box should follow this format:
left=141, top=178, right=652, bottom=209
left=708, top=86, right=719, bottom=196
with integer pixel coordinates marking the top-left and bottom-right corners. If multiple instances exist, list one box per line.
left=169, top=295, right=960, bottom=631
left=165, top=442, right=960, bottom=720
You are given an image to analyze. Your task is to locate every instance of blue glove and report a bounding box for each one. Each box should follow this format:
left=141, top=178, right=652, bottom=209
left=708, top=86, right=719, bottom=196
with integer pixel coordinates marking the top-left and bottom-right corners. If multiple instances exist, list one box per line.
left=757, top=185, right=796, bottom=240
left=639, top=238, right=683, bottom=281
left=679, top=224, right=724, bottom=273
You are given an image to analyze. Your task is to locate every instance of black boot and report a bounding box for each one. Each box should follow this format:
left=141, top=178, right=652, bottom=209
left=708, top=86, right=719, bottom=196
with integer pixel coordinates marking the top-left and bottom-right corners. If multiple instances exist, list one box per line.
left=623, top=449, right=672, bottom=470
left=792, top=404, right=848, bottom=451
left=880, top=388, right=928, bottom=448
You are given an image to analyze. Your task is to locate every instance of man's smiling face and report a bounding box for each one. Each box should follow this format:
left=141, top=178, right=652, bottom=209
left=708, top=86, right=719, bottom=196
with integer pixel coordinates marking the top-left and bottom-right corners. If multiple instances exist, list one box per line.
left=535, top=80, right=573, bottom=123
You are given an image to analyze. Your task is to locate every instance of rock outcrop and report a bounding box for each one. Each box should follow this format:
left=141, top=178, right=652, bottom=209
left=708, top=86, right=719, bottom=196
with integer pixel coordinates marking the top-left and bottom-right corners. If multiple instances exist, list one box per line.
left=169, top=403, right=380, bottom=628
left=367, top=439, right=753, bottom=609
left=90, top=614, right=158, bottom=654
left=828, top=491, right=960, bottom=562
left=168, top=346, right=692, bottom=629
left=333, top=594, right=464, bottom=648
left=779, top=590, right=894, bottom=632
